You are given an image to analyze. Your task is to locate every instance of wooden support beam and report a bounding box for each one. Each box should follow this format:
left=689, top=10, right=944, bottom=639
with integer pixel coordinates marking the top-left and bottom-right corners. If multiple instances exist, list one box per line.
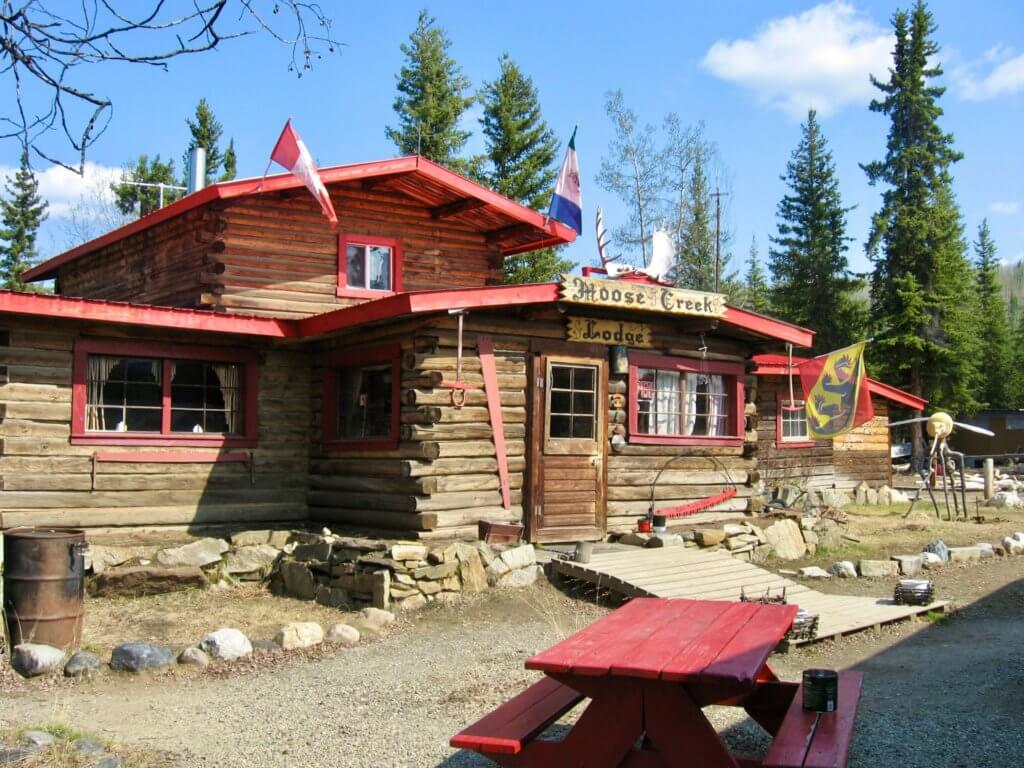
left=478, top=335, right=512, bottom=510
left=430, top=197, right=488, bottom=219
left=485, top=222, right=537, bottom=245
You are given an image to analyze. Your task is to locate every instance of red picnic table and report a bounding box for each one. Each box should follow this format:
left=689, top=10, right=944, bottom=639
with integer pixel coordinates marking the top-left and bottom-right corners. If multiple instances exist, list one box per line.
left=452, top=598, right=862, bottom=768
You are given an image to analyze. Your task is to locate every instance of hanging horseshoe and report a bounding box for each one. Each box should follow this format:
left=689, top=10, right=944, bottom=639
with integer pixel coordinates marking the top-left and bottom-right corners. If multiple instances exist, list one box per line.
left=439, top=308, right=477, bottom=408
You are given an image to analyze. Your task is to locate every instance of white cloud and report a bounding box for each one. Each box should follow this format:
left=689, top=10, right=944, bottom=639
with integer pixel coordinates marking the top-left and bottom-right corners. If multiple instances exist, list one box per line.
left=953, top=46, right=1024, bottom=101
left=989, top=201, right=1022, bottom=216
left=701, top=2, right=892, bottom=119
left=0, top=161, right=122, bottom=218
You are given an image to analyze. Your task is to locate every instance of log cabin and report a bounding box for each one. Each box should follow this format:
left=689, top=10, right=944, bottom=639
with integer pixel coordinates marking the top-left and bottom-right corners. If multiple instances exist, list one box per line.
left=0, top=154, right=855, bottom=542
left=751, top=354, right=926, bottom=493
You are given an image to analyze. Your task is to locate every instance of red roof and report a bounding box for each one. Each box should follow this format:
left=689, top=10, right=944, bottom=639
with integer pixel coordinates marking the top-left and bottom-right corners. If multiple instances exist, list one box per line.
left=751, top=353, right=927, bottom=410
left=23, top=156, right=577, bottom=282
left=0, top=285, right=815, bottom=348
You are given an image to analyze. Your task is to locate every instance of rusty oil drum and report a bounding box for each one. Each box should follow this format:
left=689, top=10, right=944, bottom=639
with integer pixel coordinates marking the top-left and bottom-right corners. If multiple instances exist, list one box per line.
left=2, top=527, right=86, bottom=649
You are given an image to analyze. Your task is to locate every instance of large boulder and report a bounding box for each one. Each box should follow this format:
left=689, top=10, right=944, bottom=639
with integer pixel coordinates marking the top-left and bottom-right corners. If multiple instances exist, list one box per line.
left=10, top=643, right=64, bottom=678
left=830, top=561, right=858, bottom=578
left=892, top=554, right=923, bottom=577
left=110, top=642, right=175, bottom=673
left=87, top=565, right=208, bottom=597
left=499, top=544, right=536, bottom=571
left=86, top=544, right=136, bottom=574
left=925, top=539, right=950, bottom=562
left=200, top=628, right=252, bottom=660
left=222, top=544, right=280, bottom=576
left=326, top=623, right=360, bottom=647
left=858, top=559, right=899, bottom=578
left=457, top=549, right=488, bottom=593
left=278, top=560, right=317, bottom=600
left=948, top=546, right=982, bottom=563
left=358, top=607, right=395, bottom=633
left=763, top=519, right=807, bottom=560
left=695, top=529, right=727, bottom=547
left=64, top=650, right=102, bottom=678
left=155, top=538, right=229, bottom=568
left=498, top=564, right=543, bottom=588
left=274, top=622, right=324, bottom=651
left=985, top=491, right=1023, bottom=508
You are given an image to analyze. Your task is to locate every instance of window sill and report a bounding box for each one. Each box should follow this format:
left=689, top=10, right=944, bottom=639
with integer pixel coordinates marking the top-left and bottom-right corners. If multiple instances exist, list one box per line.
left=335, top=286, right=396, bottom=300
left=322, top=437, right=399, bottom=452
left=628, top=434, right=744, bottom=447
left=778, top=439, right=817, bottom=449
left=72, top=433, right=257, bottom=449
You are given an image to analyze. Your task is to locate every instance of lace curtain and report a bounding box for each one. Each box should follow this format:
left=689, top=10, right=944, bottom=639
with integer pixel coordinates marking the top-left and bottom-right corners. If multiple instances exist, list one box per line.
left=210, top=363, right=241, bottom=434
left=86, top=356, right=120, bottom=430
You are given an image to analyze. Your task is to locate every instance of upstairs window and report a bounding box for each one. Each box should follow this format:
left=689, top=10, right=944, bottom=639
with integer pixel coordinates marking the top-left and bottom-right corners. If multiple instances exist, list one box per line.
left=777, top=396, right=814, bottom=447
left=337, top=234, right=403, bottom=298
left=322, top=345, right=400, bottom=450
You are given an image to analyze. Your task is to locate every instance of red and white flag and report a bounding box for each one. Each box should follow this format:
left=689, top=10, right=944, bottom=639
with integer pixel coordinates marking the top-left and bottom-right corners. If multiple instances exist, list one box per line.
left=270, top=120, right=337, bottom=227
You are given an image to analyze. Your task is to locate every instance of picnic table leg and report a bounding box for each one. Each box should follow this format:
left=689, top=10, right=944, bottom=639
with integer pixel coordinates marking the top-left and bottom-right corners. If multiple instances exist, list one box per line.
left=741, top=680, right=799, bottom=736
left=644, top=683, right=742, bottom=768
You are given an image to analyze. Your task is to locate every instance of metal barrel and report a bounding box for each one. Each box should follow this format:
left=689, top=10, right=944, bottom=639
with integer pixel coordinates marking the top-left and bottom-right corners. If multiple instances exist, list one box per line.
left=802, top=668, right=839, bottom=713
left=2, top=527, right=86, bottom=649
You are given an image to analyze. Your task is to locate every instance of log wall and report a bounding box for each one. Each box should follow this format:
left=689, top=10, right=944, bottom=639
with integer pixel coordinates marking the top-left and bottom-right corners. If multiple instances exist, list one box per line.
left=0, top=318, right=310, bottom=530
left=834, top=400, right=892, bottom=489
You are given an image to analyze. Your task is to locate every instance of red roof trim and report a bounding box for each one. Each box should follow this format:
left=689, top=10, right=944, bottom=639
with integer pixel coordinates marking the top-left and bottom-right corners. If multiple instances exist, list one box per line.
left=751, top=353, right=927, bottom=410
left=722, top=306, right=814, bottom=348
left=23, top=156, right=576, bottom=281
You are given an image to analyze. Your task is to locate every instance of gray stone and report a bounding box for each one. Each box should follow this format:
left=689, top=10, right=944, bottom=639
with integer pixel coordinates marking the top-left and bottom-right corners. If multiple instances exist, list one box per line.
left=358, top=607, right=395, bottom=632
left=619, top=531, right=652, bottom=547
left=419, top=579, right=443, bottom=595
left=110, top=642, right=175, bottom=673
left=919, top=551, right=943, bottom=568
left=695, top=529, right=727, bottom=547
left=776, top=484, right=802, bottom=507
left=800, top=516, right=818, bottom=531
left=802, top=530, right=820, bottom=547
left=854, top=481, right=870, bottom=505
left=389, top=584, right=419, bottom=599
left=830, top=561, right=858, bottom=578
left=390, top=543, right=429, bottom=561
left=948, top=546, right=982, bottom=563
left=977, top=542, right=995, bottom=559
left=396, top=593, right=427, bottom=611
left=499, top=544, right=536, bottom=570
left=199, top=628, right=252, bottom=660
left=268, top=530, right=294, bottom=548
left=499, top=564, right=543, bottom=588
left=458, top=549, right=488, bottom=593
left=97, top=757, right=123, bottom=768
left=279, top=559, right=317, bottom=600
left=412, top=561, right=460, bottom=580
left=87, top=565, right=208, bottom=597
left=292, top=540, right=332, bottom=562
left=10, top=643, right=64, bottom=678
left=763, top=519, right=807, bottom=560
left=222, top=544, right=280, bottom=575
left=326, top=623, right=360, bottom=647
left=798, top=566, right=832, bottom=579
left=274, top=622, right=323, bottom=650
left=314, top=585, right=350, bottom=609
left=865, top=488, right=879, bottom=505
left=155, top=537, right=229, bottom=568
left=474, top=541, right=497, bottom=566
left=87, top=544, right=135, bottom=574
left=1003, top=536, right=1024, bottom=555
left=0, top=749, right=34, bottom=764
left=21, top=730, right=56, bottom=748
left=925, top=539, right=950, bottom=561
left=177, top=647, right=210, bottom=667
left=64, top=650, right=102, bottom=678
left=984, top=490, right=1023, bottom=508
left=722, top=523, right=752, bottom=536
left=1012, top=532, right=1024, bottom=544
left=859, top=559, right=899, bottom=578
left=252, top=639, right=277, bottom=653
left=647, top=533, right=684, bottom=548
left=892, top=554, right=923, bottom=576
left=485, top=557, right=511, bottom=585
left=820, top=489, right=852, bottom=508
left=230, top=529, right=273, bottom=546
left=888, top=486, right=911, bottom=503
left=72, top=739, right=105, bottom=754
left=904, top=510, right=934, bottom=531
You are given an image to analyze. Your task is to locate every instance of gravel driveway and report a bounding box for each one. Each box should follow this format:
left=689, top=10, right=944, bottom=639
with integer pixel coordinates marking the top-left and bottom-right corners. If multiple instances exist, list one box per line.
left=3, top=558, right=1022, bottom=767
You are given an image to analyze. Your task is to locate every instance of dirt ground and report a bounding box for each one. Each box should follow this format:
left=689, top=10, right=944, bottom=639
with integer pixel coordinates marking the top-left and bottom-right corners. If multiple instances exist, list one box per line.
left=2, top=510, right=1023, bottom=766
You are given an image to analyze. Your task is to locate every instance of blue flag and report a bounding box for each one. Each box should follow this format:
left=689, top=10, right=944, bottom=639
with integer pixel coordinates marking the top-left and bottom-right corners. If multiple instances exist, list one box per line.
left=548, top=127, right=582, bottom=234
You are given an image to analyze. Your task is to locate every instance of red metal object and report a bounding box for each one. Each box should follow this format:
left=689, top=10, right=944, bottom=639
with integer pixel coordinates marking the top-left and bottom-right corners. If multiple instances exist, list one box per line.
left=477, top=520, right=523, bottom=544
left=656, top=488, right=738, bottom=518
left=636, top=518, right=653, bottom=533
left=93, top=450, right=250, bottom=464
left=477, top=335, right=511, bottom=510
left=453, top=598, right=808, bottom=767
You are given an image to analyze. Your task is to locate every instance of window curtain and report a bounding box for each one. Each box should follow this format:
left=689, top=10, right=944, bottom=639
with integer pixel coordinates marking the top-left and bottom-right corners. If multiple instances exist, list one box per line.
left=683, top=373, right=699, bottom=436
left=655, top=370, right=680, bottom=435
left=210, top=363, right=241, bottom=434
left=86, top=356, right=120, bottom=430
left=708, top=375, right=725, bottom=437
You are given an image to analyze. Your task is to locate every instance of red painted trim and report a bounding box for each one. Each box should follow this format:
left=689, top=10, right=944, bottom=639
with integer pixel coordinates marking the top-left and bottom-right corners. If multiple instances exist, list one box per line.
left=336, top=232, right=404, bottom=299
left=24, top=155, right=577, bottom=281
left=775, top=393, right=816, bottom=449
left=866, top=379, right=927, bottom=411
left=722, top=306, right=814, bottom=348
left=71, top=338, right=259, bottom=448
left=627, top=353, right=745, bottom=446
left=321, top=343, right=401, bottom=451
left=0, top=290, right=291, bottom=337
left=478, top=335, right=511, bottom=509
left=93, top=450, right=250, bottom=463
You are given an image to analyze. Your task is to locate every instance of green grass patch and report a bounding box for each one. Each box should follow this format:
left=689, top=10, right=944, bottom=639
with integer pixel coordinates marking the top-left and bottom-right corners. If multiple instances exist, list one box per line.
left=13, top=722, right=103, bottom=745
left=921, top=610, right=951, bottom=626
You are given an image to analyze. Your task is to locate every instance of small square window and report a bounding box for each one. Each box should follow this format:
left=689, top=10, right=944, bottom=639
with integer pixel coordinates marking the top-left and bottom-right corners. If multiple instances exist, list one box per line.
left=338, top=235, right=402, bottom=297
left=779, top=400, right=811, bottom=443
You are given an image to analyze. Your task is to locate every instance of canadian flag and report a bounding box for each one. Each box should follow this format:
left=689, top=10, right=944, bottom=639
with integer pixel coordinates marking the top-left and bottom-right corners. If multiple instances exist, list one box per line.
left=270, top=120, right=338, bottom=227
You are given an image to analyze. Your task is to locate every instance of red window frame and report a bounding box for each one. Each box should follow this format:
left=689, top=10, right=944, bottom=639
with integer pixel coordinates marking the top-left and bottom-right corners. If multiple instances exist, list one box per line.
left=627, top=352, right=744, bottom=447
left=322, top=344, right=401, bottom=451
left=776, top=393, right=816, bottom=448
left=71, top=339, right=259, bottom=448
left=336, top=233, right=404, bottom=299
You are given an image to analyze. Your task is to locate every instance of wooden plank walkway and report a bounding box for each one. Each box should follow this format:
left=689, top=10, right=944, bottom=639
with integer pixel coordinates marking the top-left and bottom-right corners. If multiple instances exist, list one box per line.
left=552, top=546, right=947, bottom=645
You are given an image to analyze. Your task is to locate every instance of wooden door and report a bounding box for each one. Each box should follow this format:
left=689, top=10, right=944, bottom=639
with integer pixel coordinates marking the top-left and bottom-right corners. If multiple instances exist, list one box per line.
left=528, top=351, right=607, bottom=542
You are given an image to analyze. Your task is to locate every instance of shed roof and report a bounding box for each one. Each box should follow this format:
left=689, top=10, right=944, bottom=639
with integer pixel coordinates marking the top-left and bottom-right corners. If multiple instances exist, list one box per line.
left=24, top=155, right=577, bottom=282
left=751, top=353, right=927, bottom=410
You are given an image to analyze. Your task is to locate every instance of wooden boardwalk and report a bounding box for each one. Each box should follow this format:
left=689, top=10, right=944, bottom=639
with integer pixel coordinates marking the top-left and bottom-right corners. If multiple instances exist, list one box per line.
left=552, top=546, right=947, bottom=645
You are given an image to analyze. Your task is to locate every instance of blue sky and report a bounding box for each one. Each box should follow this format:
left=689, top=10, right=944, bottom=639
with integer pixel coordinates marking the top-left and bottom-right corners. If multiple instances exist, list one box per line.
left=3, top=1, right=1021, bottom=277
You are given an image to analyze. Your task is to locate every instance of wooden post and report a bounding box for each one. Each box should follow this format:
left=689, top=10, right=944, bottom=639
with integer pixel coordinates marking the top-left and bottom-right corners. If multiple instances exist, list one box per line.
left=478, top=335, right=511, bottom=510
left=983, top=458, right=995, bottom=500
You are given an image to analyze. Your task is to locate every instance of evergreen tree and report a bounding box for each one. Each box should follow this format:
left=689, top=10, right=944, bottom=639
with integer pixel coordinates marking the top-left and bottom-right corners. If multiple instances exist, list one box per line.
left=183, top=98, right=226, bottom=180
left=770, top=109, right=864, bottom=353
left=220, top=139, right=237, bottom=182
left=387, top=9, right=474, bottom=168
left=0, top=150, right=49, bottom=290
left=480, top=53, right=571, bottom=283
left=675, top=140, right=716, bottom=290
left=863, top=1, right=981, bottom=460
left=973, top=219, right=1011, bottom=408
left=743, top=236, right=772, bottom=314
left=112, top=155, right=180, bottom=216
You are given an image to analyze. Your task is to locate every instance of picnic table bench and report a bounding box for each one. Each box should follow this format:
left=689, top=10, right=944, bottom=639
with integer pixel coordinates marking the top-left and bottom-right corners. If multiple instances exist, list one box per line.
left=451, top=598, right=862, bottom=767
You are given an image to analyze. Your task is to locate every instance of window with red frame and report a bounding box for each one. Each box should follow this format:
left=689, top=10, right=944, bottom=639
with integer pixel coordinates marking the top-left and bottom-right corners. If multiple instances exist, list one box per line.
left=322, top=346, right=400, bottom=449
left=777, top=397, right=814, bottom=446
left=628, top=353, right=743, bottom=445
left=71, top=340, right=258, bottom=447
left=337, top=233, right=403, bottom=298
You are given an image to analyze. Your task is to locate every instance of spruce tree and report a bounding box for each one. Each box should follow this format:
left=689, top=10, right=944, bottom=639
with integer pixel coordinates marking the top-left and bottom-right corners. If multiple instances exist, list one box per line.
left=480, top=53, right=571, bottom=283
left=770, top=109, right=863, bottom=353
left=387, top=9, right=474, bottom=168
left=220, top=139, right=237, bottom=182
left=743, top=236, right=772, bottom=314
left=863, top=1, right=981, bottom=460
left=675, top=140, right=716, bottom=290
left=973, top=219, right=1010, bottom=408
left=183, top=98, right=226, bottom=180
left=112, top=155, right=180, bottom=216
left=0, top=150, right=49, bottom=290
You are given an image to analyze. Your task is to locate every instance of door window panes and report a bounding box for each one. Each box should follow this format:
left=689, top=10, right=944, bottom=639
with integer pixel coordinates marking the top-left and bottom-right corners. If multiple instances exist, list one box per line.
left=549, top=364, right=597, bottom=440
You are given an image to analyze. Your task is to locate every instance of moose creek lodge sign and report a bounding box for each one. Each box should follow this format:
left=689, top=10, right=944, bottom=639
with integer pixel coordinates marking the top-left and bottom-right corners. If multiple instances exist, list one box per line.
left=559, top=275, right=727, bottom=318
left=567, top=317, right=653, bottom=347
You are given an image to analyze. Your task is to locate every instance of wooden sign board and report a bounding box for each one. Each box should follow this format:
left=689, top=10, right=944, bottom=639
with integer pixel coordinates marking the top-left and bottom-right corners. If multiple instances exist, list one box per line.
left=559, top=275, right=726, bottom=318
left=567, top=317, right=653, bottom=348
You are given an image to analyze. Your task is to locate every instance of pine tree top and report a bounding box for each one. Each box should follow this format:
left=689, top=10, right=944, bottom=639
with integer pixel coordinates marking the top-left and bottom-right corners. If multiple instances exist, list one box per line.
left=0, top=150, right=49, bottom=290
